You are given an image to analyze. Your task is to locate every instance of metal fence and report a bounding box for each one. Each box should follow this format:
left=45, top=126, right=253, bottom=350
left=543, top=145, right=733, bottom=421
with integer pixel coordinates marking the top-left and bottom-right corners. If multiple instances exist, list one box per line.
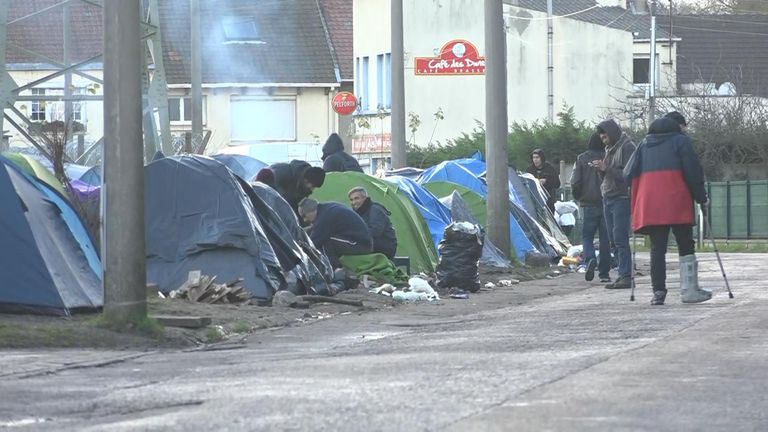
left=560, top=180, right=768, bottom=242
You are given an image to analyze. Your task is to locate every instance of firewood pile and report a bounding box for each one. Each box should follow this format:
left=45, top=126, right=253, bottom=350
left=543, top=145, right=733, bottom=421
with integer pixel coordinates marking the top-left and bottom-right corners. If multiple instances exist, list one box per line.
left=169, top=271, right=250, bottom=305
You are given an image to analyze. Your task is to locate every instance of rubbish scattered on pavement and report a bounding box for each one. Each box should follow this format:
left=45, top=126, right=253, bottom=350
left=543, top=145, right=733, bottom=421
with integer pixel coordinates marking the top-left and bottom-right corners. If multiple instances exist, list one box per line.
left=168, top=271, right=250, bottom=305
left=371, top=278, right=440, bottom=302
left=497, top=279, right=520, bottom=287
left=484, top=282, right=495, bottom=289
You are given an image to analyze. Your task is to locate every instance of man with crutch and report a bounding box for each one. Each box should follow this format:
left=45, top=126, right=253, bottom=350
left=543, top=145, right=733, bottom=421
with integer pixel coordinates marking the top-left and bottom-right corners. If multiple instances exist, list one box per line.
left=623, top=114, right=712, bottom=305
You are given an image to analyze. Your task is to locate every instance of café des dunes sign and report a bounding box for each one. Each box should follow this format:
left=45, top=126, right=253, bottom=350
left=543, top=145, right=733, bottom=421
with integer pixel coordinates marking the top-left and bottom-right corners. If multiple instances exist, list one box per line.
left=415, top=40, right=486, bottom=76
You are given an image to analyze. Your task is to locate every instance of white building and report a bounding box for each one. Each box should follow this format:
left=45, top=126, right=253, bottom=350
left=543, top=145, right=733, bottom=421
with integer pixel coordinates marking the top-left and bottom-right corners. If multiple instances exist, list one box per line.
left=352, top=0, right=677, bottom=161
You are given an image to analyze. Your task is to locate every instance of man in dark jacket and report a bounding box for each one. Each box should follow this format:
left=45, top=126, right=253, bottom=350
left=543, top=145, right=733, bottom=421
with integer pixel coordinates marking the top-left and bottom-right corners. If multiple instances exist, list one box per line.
left=348, top=186, right=397, bottom=259
left=624, top=116, right=711, bottom=305
left=525, top=148, right=561, bottom=212
left=298, top=198, right=373, bottom=268
left=594, top=119, right=636, bottom=289
left=322, top=133, right=363, bottom=173
left=269, top=160, right=326, bottom=214
left=570, top=133, right=611, bottom=283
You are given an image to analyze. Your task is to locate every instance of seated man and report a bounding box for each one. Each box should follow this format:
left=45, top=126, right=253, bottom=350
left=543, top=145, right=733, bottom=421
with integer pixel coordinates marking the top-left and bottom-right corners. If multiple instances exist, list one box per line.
left=348, top=187, right=398, bottom=260
left=298, top=198, right=373, bottom=268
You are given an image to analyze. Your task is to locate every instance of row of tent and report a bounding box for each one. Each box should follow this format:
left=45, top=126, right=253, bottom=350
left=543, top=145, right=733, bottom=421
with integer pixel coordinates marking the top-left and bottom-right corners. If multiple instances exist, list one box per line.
left=0, top=151, right=568, bottom=316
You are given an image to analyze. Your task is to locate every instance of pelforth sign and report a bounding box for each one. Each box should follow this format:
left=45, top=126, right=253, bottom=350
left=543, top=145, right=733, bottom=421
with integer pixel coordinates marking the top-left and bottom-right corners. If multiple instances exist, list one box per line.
left=415, top=40, right=486, bottom=76
left=332, top=91, right=358, bottom=116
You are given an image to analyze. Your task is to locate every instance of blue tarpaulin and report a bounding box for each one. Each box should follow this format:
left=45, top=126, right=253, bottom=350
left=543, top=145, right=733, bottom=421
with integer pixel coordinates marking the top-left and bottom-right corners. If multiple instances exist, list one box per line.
left=386, top=175, right=451, bottom=252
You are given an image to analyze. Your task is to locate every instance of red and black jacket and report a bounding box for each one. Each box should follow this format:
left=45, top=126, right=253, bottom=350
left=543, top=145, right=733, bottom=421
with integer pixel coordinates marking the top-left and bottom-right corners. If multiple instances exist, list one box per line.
left=623, top=117, right=707, bottom=234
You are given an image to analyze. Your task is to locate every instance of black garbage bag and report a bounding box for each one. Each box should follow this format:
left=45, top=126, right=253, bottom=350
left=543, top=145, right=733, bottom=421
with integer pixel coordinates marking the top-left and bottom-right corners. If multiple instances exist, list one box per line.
left=436, top=222, right=484, bottom=292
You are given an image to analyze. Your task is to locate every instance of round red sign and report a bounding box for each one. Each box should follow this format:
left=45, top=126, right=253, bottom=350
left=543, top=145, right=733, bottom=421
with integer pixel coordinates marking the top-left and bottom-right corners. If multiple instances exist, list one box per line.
left=332, top=91, right=358, bottom=116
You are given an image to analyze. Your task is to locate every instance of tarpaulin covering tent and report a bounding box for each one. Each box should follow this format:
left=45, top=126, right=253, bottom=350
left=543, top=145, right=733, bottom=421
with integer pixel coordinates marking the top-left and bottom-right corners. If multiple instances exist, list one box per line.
left=212, top=154, right=268, bottom=183
left=385, top=175, right=451, bottom=252
left=424, top=181, right=539, bottom=261
left=311, top=172, right=439, bottom=273
left=0, top=157, right=102, bottom=316
left=242, top=180, right=334, bottom=295
left=145, top=155, right=283, bottom=299
left=66, top=164, right=101, bottom=186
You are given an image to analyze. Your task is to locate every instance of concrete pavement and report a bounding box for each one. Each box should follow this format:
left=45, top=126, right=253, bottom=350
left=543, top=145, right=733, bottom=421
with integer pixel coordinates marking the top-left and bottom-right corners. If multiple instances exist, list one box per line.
left=0, top=253, right=765, bottom=431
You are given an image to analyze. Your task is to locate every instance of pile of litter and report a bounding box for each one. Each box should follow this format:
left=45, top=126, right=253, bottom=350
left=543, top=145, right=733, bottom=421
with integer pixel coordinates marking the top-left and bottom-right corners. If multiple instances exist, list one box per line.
left=167, top=271, right=250, bottom=305
left=370, top=277, right=440, bottom=302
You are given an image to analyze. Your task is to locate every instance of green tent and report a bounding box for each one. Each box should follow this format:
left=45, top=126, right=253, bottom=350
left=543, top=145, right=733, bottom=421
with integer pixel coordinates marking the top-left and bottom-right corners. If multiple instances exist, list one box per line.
left=424, top=181, right=487, bottom=225
left=2, top=153, right=68, bottom=197
left=312, top=172, right=438, bottom=273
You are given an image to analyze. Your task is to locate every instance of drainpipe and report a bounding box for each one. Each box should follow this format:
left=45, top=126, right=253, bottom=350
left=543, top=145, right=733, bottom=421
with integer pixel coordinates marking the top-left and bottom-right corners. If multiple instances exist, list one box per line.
left=547, top=0, right=554, bottom=122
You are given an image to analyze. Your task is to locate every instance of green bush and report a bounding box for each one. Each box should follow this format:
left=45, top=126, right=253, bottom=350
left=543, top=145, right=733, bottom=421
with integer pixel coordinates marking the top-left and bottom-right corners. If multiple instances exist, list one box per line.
left=406, top=105, right=594, bottom=170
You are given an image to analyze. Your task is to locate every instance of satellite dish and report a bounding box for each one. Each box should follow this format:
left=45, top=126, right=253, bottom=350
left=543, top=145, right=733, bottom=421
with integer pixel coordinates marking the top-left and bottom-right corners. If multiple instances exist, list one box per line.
left=718, top=82, right=737, bottom=96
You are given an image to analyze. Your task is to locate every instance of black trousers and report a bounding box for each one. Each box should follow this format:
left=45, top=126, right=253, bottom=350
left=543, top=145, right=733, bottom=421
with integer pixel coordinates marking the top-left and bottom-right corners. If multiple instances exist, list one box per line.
left=324, top=237, right=372, bottom=268
left=647, top=224, right=696, bottom=292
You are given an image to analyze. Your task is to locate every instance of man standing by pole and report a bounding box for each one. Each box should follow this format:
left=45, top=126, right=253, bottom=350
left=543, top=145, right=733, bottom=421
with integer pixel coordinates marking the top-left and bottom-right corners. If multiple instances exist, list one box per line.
left=103, top=0, right=147, bottom=323
left=485, top=0, right=511, bottom=257
left=390, top=0, right=406, bottom=169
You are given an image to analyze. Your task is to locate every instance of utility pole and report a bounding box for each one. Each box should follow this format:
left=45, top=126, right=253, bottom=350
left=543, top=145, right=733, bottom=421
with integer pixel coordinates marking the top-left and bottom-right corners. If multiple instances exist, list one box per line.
left=485, top=0, right=512, bottom=258
left=390, top=0, right=406, bottom=169
left=190, top=0, right=203, bottom=152
left=648, top=0, right=658, bottom=126
left=546, top=0, right=554, bottom=122
left=103, top=0, right=147, bottom=323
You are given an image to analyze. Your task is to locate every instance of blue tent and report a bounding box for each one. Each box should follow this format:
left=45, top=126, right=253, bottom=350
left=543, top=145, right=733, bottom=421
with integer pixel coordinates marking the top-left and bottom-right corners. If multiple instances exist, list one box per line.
left=386, top=175, right=451, bottom=252
left=0, top=157, right=102, bottom=315
left=211, top=154, right=268, bottom=183
left=417, top=158, right=567, bottom=261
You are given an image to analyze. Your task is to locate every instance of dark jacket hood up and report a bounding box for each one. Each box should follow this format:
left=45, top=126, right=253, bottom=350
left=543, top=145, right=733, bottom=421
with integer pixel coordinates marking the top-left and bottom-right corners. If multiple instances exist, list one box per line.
left=597, top=119, right=622, bottom=145
left=587, top=132, right=603, bottom=152
left=531, top=148, right=546, bottom=164
left=644, top=117, right=682, bottom=148
left=321, top=133, right=345, bottom=161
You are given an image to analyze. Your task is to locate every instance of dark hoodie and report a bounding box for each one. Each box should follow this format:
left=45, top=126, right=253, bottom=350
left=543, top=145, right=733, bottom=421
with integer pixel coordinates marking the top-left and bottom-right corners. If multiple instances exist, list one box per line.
left=270, top=160, right=326, bottom=213
left=321, top=133, right=363, bottom=173
left=623, top=117, right=707, bottom=232
left=570, top=133, right=605, bottom=207
left=525, top=149, right=560, bottom=211
left=354, top=197, right=397, bottom=259
left=596, top=119, right=636, bottom=198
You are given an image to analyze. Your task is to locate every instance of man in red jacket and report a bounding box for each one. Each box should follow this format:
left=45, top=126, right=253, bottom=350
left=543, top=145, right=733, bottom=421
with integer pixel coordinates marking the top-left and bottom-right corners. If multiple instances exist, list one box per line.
left=624, top=115, right=711, bottom=305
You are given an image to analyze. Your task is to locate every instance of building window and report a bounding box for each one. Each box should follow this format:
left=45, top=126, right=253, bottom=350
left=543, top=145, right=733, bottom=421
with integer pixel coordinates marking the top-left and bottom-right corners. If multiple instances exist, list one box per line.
left=31, top=88, right=46, bottom=121
left=355, top=56, right=371, bottom=112
left=376, top=53, right=392, bottom=111
left=633, top=58, right=649, bottom=84
left=230, top=97, right=296, bottom=141
left=377, top=54, right=384, bottom=110
left=168, top=97, right=207, bottom=124
left=222, top=18, right=263, bottom=44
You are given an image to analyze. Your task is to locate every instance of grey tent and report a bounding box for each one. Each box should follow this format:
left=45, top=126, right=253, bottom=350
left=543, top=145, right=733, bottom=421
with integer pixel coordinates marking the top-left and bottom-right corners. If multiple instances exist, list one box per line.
left=0, top=157, right=102, bottom=315
left=145, top=156, right=283, bottom=299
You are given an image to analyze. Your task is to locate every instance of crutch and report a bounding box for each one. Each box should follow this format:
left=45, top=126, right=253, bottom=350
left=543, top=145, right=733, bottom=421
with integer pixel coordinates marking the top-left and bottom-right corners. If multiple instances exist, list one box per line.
left=702, top=207, right=734, bottom=299
left=630, top=228, right=636, bottom=302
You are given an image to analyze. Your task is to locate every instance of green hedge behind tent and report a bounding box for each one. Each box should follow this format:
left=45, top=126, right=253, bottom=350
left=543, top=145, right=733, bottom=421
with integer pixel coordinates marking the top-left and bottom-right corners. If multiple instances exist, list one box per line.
left=312, top=172, right=438, bottom=274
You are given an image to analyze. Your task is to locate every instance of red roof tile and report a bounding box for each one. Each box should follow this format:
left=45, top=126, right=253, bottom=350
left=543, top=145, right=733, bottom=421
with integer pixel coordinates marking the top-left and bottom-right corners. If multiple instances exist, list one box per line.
left=318, top=0, right=353, bottom=81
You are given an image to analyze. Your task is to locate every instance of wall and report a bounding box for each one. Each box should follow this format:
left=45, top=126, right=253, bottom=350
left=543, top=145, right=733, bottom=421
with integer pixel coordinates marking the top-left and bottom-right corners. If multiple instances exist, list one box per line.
left=352, top=0, right=636, bottom=150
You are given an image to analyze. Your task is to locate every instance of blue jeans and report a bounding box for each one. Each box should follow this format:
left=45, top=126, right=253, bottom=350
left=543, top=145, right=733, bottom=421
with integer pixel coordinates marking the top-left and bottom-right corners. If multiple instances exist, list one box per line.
left=581, top=205, right=611, bottom=279
left=604, top=196, right=631, bottom=279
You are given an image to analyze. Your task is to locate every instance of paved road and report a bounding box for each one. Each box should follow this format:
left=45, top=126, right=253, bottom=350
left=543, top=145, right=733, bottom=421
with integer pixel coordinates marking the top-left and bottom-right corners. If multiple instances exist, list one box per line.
left=1, top=253, right=766, bottom=431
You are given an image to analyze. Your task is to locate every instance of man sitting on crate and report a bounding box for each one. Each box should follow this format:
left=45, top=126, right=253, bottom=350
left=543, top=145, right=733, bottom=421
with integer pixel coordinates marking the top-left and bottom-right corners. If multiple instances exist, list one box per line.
left=348, top=186, right=398, bottom=260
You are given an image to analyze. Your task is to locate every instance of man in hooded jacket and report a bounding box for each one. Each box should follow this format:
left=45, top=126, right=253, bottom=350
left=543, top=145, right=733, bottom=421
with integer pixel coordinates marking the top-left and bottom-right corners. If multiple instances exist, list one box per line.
left=525, top=148, right=560, bottom=212
left=594, top=119, right=636, bottom=289
left=570, top=133, right=611, bottom=283
left=322, top=133, right=363, bottom=173
left=624, top=116, right=711, bottom=305
left=348, top=186, right=398, bottom=259
left=269, top=160, right=326, bottom=214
